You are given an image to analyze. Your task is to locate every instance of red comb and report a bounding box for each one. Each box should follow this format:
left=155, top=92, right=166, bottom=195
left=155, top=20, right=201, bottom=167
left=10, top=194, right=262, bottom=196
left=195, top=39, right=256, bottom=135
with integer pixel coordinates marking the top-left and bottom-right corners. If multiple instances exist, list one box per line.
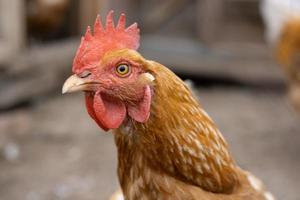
left=72, top=10, right=140, bottom=73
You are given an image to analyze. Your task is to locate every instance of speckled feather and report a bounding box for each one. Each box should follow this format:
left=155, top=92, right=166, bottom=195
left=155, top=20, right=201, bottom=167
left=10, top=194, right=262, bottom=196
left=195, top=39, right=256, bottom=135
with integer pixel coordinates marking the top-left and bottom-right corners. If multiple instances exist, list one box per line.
left=112, top=52, right=275, bottom=200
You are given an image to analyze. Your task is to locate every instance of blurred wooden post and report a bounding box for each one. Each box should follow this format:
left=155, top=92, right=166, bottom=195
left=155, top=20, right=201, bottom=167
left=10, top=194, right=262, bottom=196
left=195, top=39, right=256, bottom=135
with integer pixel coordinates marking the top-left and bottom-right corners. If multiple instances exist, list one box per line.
left=109, top=0, right=140, bottom=23
left=78, top=0, right=140, bottom=33
left=197, top=0, right=224, bottom=44
left=78, top=0, right=111, bottom=34
left=0, top=0, right=26, bottom=64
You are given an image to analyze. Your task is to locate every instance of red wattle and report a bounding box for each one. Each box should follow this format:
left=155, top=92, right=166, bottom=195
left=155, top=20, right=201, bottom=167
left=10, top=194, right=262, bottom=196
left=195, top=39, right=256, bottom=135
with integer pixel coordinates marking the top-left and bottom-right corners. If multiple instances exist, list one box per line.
left=92, top=92, right=126, bottom=130
left=127, top=86, right=152, bottom=123
left=85, top=94, right=109, bottom=131
left=84, top=86, right=151, bottom=131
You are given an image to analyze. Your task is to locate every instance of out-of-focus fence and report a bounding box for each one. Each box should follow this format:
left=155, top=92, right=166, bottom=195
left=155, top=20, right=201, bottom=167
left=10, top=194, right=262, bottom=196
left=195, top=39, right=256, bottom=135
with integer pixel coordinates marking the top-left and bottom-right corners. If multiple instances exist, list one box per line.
left=0, top=0, right=281, bottom=110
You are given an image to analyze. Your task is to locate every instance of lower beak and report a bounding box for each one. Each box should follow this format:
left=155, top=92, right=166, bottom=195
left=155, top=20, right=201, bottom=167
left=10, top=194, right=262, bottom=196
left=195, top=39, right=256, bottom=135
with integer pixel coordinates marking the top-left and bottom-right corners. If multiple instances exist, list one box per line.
left=62, top=74, right=90, bottom=94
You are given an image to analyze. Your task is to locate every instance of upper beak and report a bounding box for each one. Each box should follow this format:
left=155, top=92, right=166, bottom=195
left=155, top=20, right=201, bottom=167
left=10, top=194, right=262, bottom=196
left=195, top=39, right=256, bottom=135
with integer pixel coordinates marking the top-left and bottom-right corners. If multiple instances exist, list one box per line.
left=62, top=74, right=89, bottom=94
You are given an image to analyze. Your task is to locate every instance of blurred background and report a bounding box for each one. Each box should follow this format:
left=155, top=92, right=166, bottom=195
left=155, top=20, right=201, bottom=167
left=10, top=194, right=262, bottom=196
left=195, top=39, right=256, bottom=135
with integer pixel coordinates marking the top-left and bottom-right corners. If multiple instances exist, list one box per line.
left=0, top=0, right=299, bottom=200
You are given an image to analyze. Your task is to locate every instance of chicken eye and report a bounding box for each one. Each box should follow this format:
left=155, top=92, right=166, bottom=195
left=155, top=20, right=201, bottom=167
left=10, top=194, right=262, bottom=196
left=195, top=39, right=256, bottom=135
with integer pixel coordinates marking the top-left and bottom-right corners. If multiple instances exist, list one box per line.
left=116, top=64, right=130, bottom=76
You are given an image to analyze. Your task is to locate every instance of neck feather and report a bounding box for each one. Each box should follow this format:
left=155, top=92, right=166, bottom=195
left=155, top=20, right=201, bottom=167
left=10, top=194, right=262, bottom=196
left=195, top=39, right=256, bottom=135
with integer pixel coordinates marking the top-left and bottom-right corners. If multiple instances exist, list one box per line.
left=114, top=61, right=239, bottom=197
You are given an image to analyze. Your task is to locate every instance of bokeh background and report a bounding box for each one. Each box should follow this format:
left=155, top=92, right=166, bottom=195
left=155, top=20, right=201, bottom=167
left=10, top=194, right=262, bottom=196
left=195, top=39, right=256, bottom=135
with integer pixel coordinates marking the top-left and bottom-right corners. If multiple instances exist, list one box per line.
left=0, top=0, right=299, bottom=200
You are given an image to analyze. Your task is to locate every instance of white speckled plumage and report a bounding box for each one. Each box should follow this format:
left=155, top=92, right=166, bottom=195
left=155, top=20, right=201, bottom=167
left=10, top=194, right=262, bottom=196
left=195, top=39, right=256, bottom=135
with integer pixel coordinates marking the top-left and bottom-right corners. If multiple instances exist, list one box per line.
left=113, top=59, right=275, bottom=200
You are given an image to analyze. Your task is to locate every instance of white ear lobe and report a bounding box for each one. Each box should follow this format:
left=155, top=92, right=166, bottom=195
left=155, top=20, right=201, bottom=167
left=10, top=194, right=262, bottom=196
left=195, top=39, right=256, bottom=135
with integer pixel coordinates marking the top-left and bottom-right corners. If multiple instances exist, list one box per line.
left=138, top=72, right=155, bottom=85
left=143, top=72, right=155, bottom=82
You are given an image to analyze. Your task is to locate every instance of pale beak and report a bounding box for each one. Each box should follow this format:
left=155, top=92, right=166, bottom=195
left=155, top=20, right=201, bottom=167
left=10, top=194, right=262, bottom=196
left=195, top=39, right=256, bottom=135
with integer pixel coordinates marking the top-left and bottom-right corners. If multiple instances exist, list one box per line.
left=62, top=74, right=89, bottom=94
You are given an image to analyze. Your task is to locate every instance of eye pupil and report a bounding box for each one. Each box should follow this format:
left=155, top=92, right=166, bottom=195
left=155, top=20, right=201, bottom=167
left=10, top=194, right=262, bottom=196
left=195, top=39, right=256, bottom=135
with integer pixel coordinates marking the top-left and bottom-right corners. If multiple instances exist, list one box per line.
left=119, top=65, right=126, bottom=72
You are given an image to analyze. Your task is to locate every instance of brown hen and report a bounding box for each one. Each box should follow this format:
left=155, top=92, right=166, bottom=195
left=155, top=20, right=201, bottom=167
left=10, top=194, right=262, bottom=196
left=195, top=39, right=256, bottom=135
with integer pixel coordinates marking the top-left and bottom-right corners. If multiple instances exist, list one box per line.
left=62, top=11, right=275, bottom=200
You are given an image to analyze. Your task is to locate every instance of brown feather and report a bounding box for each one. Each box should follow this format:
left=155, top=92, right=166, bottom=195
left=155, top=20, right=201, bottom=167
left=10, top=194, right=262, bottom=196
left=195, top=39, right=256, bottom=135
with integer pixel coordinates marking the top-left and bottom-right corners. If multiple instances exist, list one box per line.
left=109, top=50, right=274, bottom=200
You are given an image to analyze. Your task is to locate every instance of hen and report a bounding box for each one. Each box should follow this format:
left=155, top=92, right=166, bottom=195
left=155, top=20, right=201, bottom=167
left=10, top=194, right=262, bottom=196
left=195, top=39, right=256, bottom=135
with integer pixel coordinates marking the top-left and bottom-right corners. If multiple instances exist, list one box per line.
left=62, top=11, right=275, bottom=200
left=261, top=0, right=300, bottom=112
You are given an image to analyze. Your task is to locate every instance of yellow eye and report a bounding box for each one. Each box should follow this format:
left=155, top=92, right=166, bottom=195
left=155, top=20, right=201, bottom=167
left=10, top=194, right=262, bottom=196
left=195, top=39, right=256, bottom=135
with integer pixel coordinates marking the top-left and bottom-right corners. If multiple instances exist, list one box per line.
left=116, top=64, right=130, bottom=76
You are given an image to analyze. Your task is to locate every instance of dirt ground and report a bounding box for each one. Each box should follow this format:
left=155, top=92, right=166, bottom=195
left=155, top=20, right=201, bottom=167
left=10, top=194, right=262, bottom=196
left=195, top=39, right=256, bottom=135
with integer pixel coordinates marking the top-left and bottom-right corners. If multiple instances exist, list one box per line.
left=0, top=84, right=299, bottom=200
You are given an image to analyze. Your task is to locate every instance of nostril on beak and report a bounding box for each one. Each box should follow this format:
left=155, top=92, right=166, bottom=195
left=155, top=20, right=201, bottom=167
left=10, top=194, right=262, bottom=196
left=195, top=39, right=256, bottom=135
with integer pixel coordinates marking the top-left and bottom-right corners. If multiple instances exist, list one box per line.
left=79, top=70, right=92, bottom=78
left=62, top=74, right=86, bottom=94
